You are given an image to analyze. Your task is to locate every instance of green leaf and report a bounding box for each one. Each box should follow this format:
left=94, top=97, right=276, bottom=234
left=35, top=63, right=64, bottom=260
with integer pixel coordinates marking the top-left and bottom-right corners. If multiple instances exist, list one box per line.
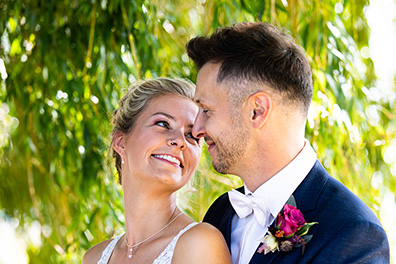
left=285, top=195, right=297, bottom=208
left=296, top=222, right=318, bottom=236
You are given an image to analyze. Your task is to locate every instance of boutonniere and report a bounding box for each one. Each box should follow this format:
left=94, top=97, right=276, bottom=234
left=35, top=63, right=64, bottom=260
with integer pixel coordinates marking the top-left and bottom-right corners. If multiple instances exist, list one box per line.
left=257, top=195, right=318, bottom=255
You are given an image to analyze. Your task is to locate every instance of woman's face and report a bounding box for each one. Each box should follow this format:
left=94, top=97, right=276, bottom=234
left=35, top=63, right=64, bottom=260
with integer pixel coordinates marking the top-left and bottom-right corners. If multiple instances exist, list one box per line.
left=119, top=94, right=201, bottom=191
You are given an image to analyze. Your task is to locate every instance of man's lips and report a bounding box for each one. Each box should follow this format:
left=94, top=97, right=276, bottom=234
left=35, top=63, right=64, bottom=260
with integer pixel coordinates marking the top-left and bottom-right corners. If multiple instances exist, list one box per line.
left=151, top=154, right=183, bottom=168
left=204, top=137, right=215, bottom=151
left=207, top=142, right=215, bottom=151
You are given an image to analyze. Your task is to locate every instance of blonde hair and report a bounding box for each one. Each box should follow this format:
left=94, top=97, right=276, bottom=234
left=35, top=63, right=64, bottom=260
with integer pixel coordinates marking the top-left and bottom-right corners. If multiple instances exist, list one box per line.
left=111, top=77, right=195, bottom=183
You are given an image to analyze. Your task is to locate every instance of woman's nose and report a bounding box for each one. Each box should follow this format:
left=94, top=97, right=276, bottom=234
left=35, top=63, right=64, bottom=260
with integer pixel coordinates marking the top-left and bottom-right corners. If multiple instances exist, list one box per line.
left=167, top=134, right=186, bottom=150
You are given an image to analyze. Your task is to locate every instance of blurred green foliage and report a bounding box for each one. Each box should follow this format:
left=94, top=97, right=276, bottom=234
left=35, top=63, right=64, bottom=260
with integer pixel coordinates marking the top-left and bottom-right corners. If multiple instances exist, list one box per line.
left=0, top=0, right=395, bottom=263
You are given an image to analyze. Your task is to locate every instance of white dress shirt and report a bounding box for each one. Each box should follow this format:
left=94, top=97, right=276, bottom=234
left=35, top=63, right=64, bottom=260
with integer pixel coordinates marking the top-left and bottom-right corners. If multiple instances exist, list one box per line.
left=229, top=139, right=317, bottom=264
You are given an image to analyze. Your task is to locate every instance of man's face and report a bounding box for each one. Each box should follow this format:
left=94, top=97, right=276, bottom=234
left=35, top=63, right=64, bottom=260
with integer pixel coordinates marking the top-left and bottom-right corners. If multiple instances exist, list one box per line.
left=192, top=63, right=250, bottom=174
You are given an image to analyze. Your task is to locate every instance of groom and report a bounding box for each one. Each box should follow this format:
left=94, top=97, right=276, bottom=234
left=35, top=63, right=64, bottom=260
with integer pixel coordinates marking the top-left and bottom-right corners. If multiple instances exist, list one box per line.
left=187, top=22, right=389, bottom=263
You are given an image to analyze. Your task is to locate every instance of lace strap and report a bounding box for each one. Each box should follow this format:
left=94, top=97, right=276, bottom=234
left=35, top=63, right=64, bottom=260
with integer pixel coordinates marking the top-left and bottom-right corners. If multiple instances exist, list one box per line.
left=97, top=234, right=123, bottom=264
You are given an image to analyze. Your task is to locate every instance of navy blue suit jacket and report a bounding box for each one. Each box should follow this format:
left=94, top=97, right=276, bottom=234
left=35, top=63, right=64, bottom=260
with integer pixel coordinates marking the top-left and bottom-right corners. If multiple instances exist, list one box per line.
left=203, top=160, right=390, bottom=263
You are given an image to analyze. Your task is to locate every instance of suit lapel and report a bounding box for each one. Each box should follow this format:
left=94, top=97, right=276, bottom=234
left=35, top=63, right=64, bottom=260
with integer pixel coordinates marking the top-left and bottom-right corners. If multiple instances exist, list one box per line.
left=223, top=202, right=234, bottom=250
left=292, top=160, right=328, bottom=214
left=248, top=160, right=327, bottom=263
left=223, top=186, right=244, bottom=249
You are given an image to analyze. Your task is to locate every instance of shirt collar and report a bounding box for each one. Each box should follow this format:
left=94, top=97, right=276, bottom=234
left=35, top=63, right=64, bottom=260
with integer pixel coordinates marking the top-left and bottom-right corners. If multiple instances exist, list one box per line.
left=244, top=139, right=317, bottom=220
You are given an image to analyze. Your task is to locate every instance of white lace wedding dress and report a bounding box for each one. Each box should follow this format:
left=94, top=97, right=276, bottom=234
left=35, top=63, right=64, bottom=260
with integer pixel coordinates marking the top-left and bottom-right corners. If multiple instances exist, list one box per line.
left=97, top=222, right=197, bottom=264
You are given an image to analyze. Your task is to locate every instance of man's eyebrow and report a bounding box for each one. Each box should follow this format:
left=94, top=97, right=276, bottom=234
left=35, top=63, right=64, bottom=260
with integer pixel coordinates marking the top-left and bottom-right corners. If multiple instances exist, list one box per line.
left=195, top=99, right=207, bottom=107
left=151, top=112, right=176, bottom=120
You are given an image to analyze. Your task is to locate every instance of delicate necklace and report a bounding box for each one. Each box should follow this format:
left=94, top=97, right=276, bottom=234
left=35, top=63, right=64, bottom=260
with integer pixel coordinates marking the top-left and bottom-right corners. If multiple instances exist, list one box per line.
left=125, top=212, right=183, bottom=259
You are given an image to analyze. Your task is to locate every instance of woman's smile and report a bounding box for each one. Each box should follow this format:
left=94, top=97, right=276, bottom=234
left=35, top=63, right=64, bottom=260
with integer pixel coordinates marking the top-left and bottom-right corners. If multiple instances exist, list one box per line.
left=151, top=154, right=183, bottom=168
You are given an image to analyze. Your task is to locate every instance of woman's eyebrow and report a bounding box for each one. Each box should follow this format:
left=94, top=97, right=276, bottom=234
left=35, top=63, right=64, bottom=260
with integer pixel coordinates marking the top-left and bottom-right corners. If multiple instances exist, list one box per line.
left=151, top=112, right=196, bottom=128
left=151, top=112, right=176, bottom=121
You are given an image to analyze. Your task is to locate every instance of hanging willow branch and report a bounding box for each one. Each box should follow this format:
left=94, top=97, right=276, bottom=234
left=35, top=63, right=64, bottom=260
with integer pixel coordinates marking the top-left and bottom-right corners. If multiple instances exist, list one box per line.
left=82, top=0, right=97, bottom=87
left=121, top=5, right=141, bottom=78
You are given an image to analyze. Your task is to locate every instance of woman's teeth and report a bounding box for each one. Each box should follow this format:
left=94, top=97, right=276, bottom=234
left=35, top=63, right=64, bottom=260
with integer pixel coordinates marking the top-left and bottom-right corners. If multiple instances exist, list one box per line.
left=153, top=154, right=181, bottom=167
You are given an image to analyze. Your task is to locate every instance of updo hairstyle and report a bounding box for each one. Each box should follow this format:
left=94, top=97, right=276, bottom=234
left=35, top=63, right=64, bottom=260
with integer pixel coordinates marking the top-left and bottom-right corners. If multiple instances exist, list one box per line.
left=111, top=77, right=195, bottom=183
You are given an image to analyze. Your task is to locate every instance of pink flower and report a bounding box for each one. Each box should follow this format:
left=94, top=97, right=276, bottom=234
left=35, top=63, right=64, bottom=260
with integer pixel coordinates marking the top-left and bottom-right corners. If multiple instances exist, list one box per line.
left=276, top=204, right=306, bottom=237
left=258, top=196, right=317, bottom=255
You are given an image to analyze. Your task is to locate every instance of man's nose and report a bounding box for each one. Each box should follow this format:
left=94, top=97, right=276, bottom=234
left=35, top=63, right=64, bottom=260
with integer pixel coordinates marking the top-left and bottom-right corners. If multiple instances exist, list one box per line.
left=192, top=112, right=206, bottom=139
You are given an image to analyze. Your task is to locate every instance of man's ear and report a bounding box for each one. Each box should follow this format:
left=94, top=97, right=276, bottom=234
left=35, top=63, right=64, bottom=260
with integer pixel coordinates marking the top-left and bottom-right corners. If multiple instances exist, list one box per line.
left=112, top=131, right=126, bottom=156
left=245, top=91, right=272, bottom=129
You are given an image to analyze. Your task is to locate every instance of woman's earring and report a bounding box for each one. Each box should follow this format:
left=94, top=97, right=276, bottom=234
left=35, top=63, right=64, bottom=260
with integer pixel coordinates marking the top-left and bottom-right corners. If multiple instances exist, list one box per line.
left=122, top=157, right=125, bottom=164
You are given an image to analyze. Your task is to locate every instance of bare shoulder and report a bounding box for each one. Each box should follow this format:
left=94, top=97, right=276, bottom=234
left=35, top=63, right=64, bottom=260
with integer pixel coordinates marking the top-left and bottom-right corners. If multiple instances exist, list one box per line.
left=82, top=238, right=113, bottom=264
left=173, top=223, right=232, bottom=264
left=181, top=222, right=223, bottom=240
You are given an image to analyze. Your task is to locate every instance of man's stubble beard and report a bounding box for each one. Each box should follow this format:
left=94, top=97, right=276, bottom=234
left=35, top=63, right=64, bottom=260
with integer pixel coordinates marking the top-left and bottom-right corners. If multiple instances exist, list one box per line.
left=212, top=111, right=250, bottom=174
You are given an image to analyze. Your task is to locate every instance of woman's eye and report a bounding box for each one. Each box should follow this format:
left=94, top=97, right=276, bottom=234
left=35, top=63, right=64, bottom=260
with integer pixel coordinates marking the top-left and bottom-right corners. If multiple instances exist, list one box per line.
left=186, top=132, right=201, bottom=143
left=155, top=121, right=170, bottom=129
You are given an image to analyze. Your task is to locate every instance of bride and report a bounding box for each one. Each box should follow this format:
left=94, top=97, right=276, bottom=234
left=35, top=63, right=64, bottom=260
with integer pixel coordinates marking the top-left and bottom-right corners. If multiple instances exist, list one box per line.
left=83, top=78, right=231, bottom=264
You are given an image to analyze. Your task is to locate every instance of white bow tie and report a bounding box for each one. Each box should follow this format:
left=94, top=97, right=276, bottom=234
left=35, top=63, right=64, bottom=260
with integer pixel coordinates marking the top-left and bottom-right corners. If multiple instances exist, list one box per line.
left=228, top=189, right=270, bottom=228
